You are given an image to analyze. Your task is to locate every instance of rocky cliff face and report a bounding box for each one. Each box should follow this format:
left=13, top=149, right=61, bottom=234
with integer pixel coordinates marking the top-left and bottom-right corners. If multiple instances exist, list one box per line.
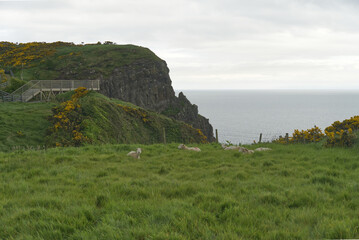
left=99, top=59, right=215, bottom=142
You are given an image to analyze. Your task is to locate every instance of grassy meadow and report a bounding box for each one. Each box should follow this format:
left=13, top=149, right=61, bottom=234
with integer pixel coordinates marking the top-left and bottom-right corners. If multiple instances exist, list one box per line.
left=0, top=102, right=55, bottom=152
left=1, top=142, right=359, bottom=239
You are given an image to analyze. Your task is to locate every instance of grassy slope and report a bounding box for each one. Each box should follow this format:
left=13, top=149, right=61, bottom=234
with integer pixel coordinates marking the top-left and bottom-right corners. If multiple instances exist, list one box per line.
left=11, top=44, right=162, bottom=81
left=0, top=102, right=55, bottom=151
left=0, top=142, right=359, bottom=239
left=0, top=92, right=205, bottom=151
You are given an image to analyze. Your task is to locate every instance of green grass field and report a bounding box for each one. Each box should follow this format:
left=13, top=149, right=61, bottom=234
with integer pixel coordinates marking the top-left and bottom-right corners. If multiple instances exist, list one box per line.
left=1, top=142, right=359, bottom=239
left=0, top=102, right=55, bottom=152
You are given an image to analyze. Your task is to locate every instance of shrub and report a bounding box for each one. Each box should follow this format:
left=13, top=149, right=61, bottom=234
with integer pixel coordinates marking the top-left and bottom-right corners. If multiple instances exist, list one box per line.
left=118, top=104, right=151, bottom=123
left=325, top=117, right=357, bottom=147
left=47, top=87, right=90, bottom=147
left=3, top=77, right=26, bottom=93
left=276, top=126, right=325, bottom=144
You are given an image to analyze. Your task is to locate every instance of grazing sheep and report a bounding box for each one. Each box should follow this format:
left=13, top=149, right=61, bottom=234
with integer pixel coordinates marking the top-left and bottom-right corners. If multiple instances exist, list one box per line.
left=254, top=147, right=272, bottom=152
left=238, top=147, right=255, bottom=154
left=223, top=145, right=248, bottom=151
left=178, top=144, right=201, bottom=152
left=127, top=148, right=142, bottom=159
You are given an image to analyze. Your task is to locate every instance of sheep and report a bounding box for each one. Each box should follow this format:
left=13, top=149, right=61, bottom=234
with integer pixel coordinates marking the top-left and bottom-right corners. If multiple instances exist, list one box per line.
left=127, top=148, right=142, bottom=159
left=238, top=147, right=255, bottom=154
left=254, top=147, right=272, bottom=152
left=223, top=145, right=247, bottom=151
left=178, top=144, right=201, bottom=152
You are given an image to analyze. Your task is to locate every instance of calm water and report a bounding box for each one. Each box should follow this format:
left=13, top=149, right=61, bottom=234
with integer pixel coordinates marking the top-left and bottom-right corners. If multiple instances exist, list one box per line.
left=178, top=90, right=359, bottom=144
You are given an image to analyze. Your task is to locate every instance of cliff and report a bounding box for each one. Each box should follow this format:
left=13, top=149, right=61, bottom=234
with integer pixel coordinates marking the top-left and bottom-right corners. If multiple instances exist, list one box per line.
left=99, top=59, right=215, bottom=142
left=0, top=42, right=215, bottom=141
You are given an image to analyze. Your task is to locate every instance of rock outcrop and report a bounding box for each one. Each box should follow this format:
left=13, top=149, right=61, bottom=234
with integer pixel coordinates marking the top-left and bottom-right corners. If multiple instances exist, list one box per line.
left=99, top=58, right=215, bottom=142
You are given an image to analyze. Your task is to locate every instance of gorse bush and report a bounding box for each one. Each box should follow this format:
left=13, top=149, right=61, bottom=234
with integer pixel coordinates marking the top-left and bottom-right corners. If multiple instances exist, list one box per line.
left=276, top=126, right=325, bottom=144
left=0, top=41, right=73, bottom=68
left=324, top=116, right=358, bottom=147
left=0, top=69, right=7, bottom=83
left=47, top=87, right=90, bottom=147
left=118, top=104, right=151, bottom=123
left=276, top=117, right=358, bottom=148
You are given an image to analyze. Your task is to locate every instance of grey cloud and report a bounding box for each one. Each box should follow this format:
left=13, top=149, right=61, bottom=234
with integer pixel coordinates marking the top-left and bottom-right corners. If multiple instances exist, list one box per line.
left=1, top=0, right=359, bottom=89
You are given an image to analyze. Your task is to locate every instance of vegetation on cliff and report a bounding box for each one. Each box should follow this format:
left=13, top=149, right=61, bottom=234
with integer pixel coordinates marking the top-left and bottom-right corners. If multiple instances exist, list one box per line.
left=0, top=90, right=207, bottom=151
left=0, top=41, right=161, bottom=81
left=0, top=41, right=215, bottom=141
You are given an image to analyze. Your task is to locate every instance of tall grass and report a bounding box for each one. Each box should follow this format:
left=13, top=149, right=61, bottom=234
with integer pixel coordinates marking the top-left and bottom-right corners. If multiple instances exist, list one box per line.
left=0, top=142, right=358, bottom=239
left=0, top=102, right=55, bottom=151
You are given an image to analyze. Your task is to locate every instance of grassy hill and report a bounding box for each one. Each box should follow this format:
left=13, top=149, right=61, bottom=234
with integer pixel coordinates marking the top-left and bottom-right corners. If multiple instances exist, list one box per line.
left=0, top=142, right=359, bottom=239
left=0, top=91, right=207, bottom=151
left=0, top=42, right=161, bottom=82
left=0, top=102, right=55, bottom=151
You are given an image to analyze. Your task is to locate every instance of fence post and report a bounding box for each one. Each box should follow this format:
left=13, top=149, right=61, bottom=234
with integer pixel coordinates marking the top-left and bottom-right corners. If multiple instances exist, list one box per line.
left=215, top=129, right=219, bottom=143
left=285, top=133, right=289, bottom=144
left=259, top=133, right=262, bottom=143
left=163, top=128, right=166, bottom=145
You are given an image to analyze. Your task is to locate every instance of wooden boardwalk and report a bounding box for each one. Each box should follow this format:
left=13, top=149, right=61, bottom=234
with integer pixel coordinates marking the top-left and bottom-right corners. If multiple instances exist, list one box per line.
left=2, top=80, right=100, bottom=102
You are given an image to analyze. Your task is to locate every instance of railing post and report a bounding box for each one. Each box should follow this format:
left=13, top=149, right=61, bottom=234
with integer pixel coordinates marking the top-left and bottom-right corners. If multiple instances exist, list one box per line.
left=40, top=81, right=43, bottom=101
left=285, top=133, right=289, bottom=144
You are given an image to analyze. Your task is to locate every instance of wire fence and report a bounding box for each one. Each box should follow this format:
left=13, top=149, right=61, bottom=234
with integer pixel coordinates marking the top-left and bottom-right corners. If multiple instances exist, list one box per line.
left=215, top=129, right=287, bottom=144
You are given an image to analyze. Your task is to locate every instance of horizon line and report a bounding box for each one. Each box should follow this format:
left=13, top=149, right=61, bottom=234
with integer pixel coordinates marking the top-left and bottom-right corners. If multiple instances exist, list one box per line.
left=175, top=88, right=359, bottom=91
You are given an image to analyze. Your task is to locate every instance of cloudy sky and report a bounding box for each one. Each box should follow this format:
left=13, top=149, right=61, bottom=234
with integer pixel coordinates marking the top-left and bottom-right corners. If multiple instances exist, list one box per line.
left=1, top=0, right=359, bottom=90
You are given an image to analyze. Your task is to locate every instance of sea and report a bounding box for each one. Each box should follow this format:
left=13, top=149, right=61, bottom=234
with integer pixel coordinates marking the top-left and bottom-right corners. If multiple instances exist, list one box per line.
left=177, top=90, right=359, bottom=144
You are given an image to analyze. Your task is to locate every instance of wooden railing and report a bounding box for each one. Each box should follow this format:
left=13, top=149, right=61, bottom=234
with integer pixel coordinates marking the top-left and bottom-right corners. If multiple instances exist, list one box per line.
left=3, top=80, right=100, bottom=102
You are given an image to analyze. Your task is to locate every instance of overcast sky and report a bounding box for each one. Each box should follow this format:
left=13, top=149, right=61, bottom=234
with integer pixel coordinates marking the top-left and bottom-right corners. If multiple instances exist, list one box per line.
left=1, top=0, right=359, bottom=90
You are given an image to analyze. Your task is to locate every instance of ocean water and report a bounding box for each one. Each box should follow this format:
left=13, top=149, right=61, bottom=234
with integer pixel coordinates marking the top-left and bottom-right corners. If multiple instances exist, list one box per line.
left=177, top=90, right=359, bottom=144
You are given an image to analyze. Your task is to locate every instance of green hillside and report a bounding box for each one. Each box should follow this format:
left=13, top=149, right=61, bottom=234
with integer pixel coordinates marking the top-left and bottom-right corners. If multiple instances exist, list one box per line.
left=0, top=42, right=161, bottom=82
left=1, top=142, right=359, bottom=239
left=0, top=91, right=207, bottom=151
left=0, top=102, right=55, bottom=151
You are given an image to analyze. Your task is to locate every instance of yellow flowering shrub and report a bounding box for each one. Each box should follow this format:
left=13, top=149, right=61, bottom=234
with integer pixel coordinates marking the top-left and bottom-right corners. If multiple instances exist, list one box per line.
left=324, top=116, right=358, bottom=147
left=0, top=69, right=7, bottom=83
left=0, top=41, right=73, bottom=68
left=118, top=104, right=151, bottom=123
left=276, top=126, right=325, bottom=144
left=47, top=87, right=90, bottom=147
left=196, top=129, right=208, bottom=143
left=183, top=123, right=208, bottom=144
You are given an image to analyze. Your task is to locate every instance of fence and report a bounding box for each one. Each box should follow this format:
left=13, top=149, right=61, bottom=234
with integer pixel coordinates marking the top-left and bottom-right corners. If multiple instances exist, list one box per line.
left=214, top=128, right=288, bottom=144
left=3, top=80, right=100, bottom=102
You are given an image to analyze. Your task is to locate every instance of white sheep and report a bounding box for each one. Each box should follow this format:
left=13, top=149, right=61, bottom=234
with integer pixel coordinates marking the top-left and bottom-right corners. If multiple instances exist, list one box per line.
left=127, top=148, right=142, bottom=159
left=178, top=144, right=201, bottom=152
left=223, top=145, right=246, bottom=151
left=238, top=147, right=255, bottom=154
left=254, top=147, right=272, bottom=152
